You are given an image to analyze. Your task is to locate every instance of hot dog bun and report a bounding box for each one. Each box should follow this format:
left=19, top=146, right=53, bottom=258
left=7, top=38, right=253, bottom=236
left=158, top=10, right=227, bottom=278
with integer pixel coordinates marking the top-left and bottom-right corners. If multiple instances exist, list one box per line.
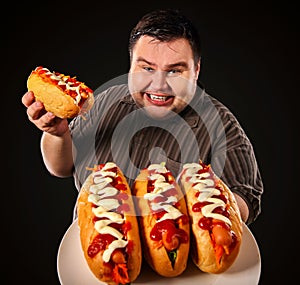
left=133, top=163, right=190, bottom=277
left=179, top=161, right=243, bottom=274
left=27, top=66, right=94, bottom=119
left=77, top=162, right=142, bottom=284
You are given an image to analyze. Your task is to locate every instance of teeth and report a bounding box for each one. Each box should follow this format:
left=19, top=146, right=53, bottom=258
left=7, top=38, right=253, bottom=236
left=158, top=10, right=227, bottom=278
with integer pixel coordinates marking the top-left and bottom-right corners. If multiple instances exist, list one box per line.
left=149, top=94, right=167, bottom=101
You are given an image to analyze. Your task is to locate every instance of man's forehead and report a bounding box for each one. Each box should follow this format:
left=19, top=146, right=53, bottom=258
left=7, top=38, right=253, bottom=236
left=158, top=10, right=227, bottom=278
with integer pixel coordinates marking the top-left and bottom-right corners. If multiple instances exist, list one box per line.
left=132, top=36, right=194, bottom=65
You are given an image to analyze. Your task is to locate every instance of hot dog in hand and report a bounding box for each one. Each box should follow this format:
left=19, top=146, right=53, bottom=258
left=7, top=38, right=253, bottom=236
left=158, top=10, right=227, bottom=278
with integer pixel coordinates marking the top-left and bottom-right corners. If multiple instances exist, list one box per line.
left=27, top=66, right=94, bottom=118
left=133, top=163, right=190, bottom=277
left=179, top=161, right=243, bottom=274
left=77, top=162, right=142, bottom=285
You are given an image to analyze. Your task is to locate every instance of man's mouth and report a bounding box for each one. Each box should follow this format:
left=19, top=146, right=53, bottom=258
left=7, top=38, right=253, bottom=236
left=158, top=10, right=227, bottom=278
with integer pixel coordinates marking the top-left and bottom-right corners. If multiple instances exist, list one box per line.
left=148, top=94, right=168, bottom=101
left=145, top=92, right=174, bottom=105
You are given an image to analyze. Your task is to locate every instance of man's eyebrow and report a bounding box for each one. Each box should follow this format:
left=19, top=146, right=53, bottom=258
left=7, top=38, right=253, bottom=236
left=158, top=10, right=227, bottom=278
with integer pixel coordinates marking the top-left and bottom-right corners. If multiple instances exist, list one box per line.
left=136, top=57, right=188, bottom=69
left=166, top=62, right=188, bottom=69
left=136, top=57, right=156, bottom=66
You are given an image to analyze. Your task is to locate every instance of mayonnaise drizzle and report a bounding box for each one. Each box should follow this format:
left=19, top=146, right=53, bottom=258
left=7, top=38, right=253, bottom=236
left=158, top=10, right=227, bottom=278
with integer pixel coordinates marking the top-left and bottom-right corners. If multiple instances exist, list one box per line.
left=88, top=162, right=128, bottom=262
left=181, top=163, right=232, bottom=226
left=144, top=164, right=184, bottom=223
left=36, top=67, right=83, bottom=104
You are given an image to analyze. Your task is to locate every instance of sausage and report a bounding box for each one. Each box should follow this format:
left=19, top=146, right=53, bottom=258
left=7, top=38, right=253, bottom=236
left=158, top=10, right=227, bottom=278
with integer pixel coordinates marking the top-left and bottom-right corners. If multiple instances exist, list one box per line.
left=133, top=163, right=190, bottom=277
left=162, top=232, right=180, bottom=251
left=77, top=162, right=142, bottom=284
left=112, top=250, right=126, bottom=264
left=179, top=161, right=243, bottom=274
left=212, top=224, right=232, bottom=247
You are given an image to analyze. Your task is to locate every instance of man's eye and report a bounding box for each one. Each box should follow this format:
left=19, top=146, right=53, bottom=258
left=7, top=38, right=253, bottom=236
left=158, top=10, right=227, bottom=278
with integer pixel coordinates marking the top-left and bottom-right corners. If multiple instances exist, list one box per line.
left=168, top=69, right=180, bottom=75
left=144, top=67, right=154, bottom=72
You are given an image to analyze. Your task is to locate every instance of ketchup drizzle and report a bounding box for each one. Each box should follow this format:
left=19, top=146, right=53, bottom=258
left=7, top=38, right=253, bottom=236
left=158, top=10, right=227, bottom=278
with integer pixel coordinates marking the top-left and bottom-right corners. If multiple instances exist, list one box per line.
left=33, top=66, right=93, bottom=100
left=147, top=168, right=189, bottom=248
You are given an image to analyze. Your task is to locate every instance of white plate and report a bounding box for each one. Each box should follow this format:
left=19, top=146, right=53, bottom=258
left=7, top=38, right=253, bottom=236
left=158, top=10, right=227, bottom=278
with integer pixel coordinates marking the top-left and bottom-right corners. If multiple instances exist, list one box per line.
left=57, top=220, right=261, bottom=285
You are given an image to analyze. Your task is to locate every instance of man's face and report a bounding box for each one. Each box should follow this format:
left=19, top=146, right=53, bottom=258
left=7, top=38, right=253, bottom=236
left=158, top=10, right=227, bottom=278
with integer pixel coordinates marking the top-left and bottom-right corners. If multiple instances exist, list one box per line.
left=129, top=35, right=200, bottom=120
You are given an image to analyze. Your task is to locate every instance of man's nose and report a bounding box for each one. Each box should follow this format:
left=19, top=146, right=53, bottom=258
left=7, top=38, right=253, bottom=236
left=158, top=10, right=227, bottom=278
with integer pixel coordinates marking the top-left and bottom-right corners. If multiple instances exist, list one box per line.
left=150, top=71, right=168, bottom=90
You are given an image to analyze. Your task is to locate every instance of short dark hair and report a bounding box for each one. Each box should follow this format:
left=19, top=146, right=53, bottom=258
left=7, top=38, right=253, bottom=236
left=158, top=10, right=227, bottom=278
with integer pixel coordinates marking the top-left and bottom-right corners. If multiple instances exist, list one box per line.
left=129, top=8, right=202, bottom=65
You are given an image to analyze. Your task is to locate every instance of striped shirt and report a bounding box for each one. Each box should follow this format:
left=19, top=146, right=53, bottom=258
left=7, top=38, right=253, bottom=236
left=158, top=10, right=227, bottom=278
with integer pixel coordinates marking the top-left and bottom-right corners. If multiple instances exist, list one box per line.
left=69, top=83, right=263, bottom=224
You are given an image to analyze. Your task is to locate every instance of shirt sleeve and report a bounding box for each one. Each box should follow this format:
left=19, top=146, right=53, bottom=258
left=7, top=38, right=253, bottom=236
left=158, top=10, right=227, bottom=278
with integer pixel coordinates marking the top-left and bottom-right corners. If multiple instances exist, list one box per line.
left=211, top=109, right=264, bottom=225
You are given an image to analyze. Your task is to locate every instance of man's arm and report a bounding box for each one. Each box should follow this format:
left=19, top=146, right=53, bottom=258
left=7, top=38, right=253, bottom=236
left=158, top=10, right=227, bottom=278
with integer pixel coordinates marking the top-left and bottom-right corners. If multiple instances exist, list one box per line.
left=22, top=91, right=75, bottom=177
left=41, top=130, right=75, bottom=177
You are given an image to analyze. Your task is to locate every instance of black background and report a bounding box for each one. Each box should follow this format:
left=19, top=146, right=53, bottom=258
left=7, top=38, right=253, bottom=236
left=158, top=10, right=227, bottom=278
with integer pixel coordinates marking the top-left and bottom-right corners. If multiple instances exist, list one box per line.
left=3, top=1, right=298, bottom=284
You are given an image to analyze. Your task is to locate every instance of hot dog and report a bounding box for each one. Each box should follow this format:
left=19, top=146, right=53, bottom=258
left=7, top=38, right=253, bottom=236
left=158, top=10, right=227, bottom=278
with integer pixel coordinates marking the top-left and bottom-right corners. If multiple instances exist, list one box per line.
left=27, top=66, right=94, bottom=118
left=133, top=163, right=190, bottom=277
left=77, top=162, right=142, bottom=284
left=179, top=161, right=243, bottom=274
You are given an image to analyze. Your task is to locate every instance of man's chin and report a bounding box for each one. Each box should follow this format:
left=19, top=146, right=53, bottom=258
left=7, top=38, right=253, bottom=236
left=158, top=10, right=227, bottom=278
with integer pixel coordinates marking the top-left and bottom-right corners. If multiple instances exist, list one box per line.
left=142, top=106, right=177, bottom=121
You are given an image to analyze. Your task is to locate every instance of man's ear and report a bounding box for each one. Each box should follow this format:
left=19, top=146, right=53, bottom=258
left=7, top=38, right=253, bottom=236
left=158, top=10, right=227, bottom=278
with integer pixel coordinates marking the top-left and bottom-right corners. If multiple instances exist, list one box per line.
left=195, top=58, right=201, bottom=80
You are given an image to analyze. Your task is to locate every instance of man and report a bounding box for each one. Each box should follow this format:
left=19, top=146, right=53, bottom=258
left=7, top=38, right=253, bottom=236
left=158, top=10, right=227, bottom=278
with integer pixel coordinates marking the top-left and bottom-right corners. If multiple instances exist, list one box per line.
left=22, top=9, right=263, bottom=225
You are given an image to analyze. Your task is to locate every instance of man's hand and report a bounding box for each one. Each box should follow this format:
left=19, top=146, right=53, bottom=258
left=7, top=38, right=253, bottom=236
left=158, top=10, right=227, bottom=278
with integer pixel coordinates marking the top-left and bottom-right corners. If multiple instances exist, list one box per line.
left=22, top=91, right=69, bottom=136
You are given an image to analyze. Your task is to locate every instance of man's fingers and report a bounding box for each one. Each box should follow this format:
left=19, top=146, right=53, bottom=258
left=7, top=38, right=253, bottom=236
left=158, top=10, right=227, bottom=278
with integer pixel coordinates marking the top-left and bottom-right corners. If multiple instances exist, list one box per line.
left=27, top=100, right=45, bottom=120
left=21, top=91, right=35, bottom=107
